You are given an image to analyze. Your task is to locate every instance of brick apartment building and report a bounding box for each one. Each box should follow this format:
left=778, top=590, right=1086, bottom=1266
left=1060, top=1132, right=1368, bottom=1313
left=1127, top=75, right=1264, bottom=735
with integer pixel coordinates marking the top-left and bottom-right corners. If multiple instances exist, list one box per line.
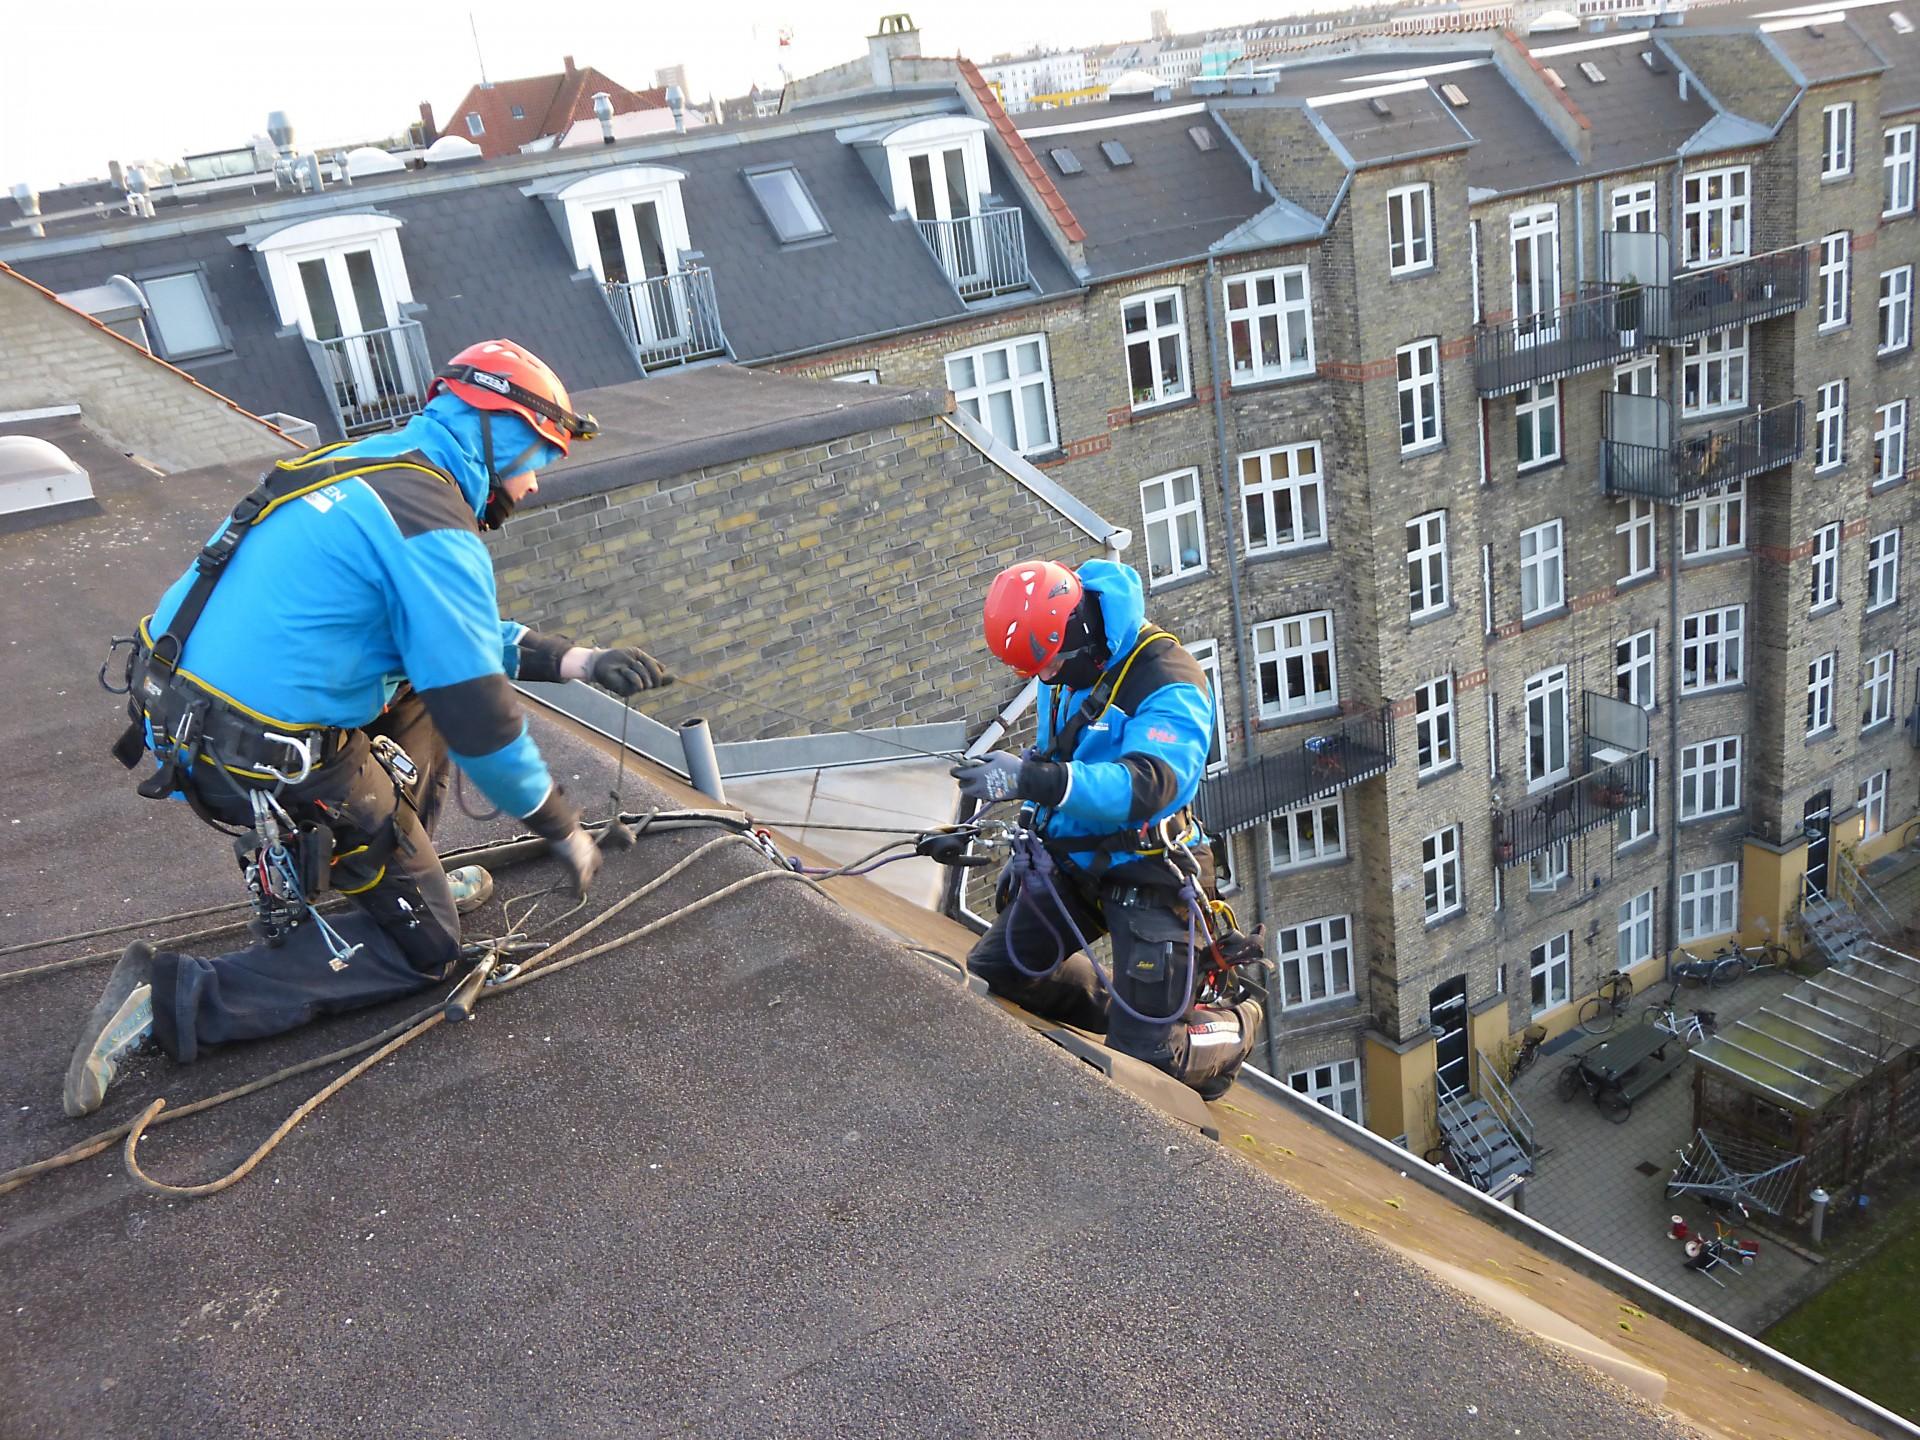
left=6, top=7, right=1918, bottom=1158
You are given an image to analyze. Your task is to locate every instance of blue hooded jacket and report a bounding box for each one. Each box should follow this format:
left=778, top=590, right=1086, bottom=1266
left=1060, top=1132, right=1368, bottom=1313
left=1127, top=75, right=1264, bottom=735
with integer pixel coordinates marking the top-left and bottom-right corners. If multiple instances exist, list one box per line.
left=1029, top=559, right=1214, bottom=874
left=147, top=394, right=567, bottom=819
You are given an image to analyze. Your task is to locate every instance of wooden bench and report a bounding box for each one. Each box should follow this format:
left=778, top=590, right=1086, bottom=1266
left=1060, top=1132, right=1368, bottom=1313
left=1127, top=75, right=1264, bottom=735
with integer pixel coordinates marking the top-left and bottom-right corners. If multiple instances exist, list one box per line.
left=1608, top=1045, right=1688, bottom=1120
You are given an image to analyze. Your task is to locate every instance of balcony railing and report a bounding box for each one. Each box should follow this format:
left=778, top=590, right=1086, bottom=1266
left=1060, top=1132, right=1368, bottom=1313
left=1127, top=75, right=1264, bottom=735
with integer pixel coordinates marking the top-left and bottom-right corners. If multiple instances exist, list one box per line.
left=1492, top=750, right=1652, bottom=869
left=304, top=319, right=432, bottom=438
left=1194, top=704, right=1393, bottom=837
left=604, top=267, right=728, bottom=372
left=1649, top=246, right=1810, bottom=345
left=916, top=207, right=1032, bottom=301
left=1474, top=283, right=1651, bottom=396
left=1602, top=393, right=1804, bottom=504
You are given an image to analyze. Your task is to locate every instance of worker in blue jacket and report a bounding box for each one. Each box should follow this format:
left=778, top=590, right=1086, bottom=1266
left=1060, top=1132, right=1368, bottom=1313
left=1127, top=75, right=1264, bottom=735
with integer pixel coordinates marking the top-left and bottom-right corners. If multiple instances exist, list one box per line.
left=64, top=340, right=669, bottom=1117
left=953, top=558, right=1264, bottom=1100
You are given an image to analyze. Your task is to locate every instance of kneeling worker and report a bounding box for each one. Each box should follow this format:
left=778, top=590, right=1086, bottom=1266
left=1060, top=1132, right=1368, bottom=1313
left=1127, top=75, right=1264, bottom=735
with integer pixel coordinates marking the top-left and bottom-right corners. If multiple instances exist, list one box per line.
left=65, top=339, right=670, bottom=1117
left=952, top=558, right=1263, bottom=1100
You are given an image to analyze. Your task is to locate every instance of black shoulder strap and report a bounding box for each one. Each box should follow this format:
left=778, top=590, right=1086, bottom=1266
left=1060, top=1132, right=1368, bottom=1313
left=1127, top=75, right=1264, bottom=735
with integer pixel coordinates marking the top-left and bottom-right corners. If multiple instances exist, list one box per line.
left=1038, top=626, right=1174, bottom=766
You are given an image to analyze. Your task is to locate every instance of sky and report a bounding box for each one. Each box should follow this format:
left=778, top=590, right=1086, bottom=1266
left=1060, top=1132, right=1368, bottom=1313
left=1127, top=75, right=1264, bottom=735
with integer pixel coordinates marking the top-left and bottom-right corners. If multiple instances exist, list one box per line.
left=0, top=0, right=1350, bottom=191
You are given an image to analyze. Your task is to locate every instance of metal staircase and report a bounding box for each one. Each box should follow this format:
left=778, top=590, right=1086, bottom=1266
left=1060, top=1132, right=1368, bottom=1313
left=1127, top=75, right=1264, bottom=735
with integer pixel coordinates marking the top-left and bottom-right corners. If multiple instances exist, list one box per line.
left=1802, top=850, right=1900, bottom=966
left=1435, top=1068, right=1534, bottom=1199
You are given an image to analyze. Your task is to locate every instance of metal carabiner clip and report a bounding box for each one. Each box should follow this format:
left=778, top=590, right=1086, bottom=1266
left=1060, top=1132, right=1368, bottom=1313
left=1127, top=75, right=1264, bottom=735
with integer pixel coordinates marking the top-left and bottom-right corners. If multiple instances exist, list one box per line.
left=98, top=636, right=139, bottom=695
left=260, top=732, right=315, bottom=786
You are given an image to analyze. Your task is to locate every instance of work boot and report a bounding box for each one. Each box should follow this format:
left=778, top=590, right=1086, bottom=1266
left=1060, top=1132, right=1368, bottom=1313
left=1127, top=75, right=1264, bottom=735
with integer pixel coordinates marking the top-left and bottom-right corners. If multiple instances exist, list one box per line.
left=1193, top=999, right=1264, bottom=1103
left=446, top=866, right=495, bottom=914
left=62, top=941, right=156, bottom=1118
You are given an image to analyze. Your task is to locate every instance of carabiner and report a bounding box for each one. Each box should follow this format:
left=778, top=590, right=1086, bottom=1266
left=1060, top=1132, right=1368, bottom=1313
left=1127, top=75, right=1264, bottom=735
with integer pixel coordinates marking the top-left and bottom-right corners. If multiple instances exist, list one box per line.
left=260, top=732, right=315, bottom=786
left=98, top=636, right=139, bottom=695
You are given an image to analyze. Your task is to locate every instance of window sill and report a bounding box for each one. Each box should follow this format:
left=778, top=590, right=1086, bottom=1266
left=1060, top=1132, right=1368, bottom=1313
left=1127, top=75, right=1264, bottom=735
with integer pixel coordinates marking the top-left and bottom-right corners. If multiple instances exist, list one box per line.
left=1129, top=394, right=1198, bottom=419
left=1517, top=455, right=1565, bottom=479
left=1269, top=853, right=1351, bottom=880
left=1279, top=992, right=1363, bottom=1018
left=1680, top=403, right=1749, bottom=423
left=1883, top=209, right=1917, bottom=223
left=1879, top=344, right=1915, bottom=361
left=1680, top=548, right=1748, bottom=571
left=1229, top=369, right=1317, bottom=396
left=1615, top=571, right=1659, bottom=596
left=1416, top=759, right=1463, bottom=788
left=1390, top=264, right=1437, bottom=282
left=1805, top=724, right=1839, bottom=746
left=1809, top=600, right=1841, bottom=620
left=1867, top=601, right=1901, bottom=617
left=1871, top=474, right=1910, bottom=495
left=1520, top=603, right=1569, bottom=631
left=1147, top=569, right=1211, bottom=596
left=1815, top=463, right=1845, bottom=477
left=1409, top=602, right=1456, bottom=630
left=1247, top=539, right=1333, bottom=566
left=1023, top=447, right=1068, bottom=465
left=1681, top=682, right=1746, bottom=700
left=1817, top=322, right=1852, bottom=339
left=1424, top=905, right=1469, bottom=934
left=1862, top=718, right=1897, bottom=738
left=1615, top=833, right=1659, bottom=858
left=1257, top=703, right=1344, bottom=733
left=1400, top=439, right=1446, bottom=462
left=1679, top=810, right=1741, bottom=828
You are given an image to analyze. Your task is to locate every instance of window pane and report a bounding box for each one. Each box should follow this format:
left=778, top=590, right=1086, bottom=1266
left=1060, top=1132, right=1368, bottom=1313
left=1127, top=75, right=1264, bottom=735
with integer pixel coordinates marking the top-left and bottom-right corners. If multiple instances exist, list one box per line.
left=142, top=272, right=223, bottom=356
left=747, top=168, right=825, bottom=241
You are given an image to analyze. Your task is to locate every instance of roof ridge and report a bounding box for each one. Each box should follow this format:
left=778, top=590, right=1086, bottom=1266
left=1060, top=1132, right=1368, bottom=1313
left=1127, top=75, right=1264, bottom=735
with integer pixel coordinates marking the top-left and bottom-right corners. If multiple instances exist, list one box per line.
left=955, top=57, right=1086, bottom=245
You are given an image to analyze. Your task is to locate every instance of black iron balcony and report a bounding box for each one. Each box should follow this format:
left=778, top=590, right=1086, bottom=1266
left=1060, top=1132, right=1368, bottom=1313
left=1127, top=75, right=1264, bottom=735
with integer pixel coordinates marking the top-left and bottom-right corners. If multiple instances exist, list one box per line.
left=1602, top=393, right=1804, bottom=504
left=1474, top=284, right=1650, bottom=396
left=604, top=267, right=728, bottom=372
left=1492, top=750, right=1652, bottom=869
left=916, top=207, right=1032, bottom=301
left=1194, top=704, right=1393, bottom=836
left=1649, top=246, right=1809, bottom=345
left=304, top=319, right=433, bottom=438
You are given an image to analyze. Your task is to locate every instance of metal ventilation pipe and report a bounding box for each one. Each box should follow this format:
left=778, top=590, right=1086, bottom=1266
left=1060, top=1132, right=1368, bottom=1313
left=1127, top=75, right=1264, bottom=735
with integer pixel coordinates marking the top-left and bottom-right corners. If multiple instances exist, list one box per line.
left=10, top=182, right=43, bottom=238
left=267, top=110, right=296, bottom=156
left=593, top=91, right=615, bottom=145
left=666, top=84, right=685, bottom=133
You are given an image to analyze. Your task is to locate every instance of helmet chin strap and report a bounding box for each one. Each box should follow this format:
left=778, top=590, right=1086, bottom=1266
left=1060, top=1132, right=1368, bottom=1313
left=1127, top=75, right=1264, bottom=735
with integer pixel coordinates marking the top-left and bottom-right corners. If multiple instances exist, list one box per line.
left=477, top=412, right=547, bottom=532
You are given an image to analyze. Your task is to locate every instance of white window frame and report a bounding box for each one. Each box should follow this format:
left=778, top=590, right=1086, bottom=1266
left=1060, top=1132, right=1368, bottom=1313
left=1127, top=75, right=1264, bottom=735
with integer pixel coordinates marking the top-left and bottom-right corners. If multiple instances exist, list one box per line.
left=1525, top=666, right=1571, bottom=791
left=1680, top=736, right=1742, bottom=820
left=1530, top=932, right=1571, bottom=1017
left=1823, top=102, right=1856, bottom=179
left=945, top=334, right=1058, bottom=456
left=1869, top=528, right=1902, bottom=611
left=1287, top=1058, right=1363, bottom=1122
left=1876, top=400, right=1908, bottom=486
left=1807, top=652, right=1837, bottom=737
left=1387, top=183, right=1434, bottom=275
left=1618, top=889, right=1655, bottom=971
left=1609, top=180, right=1657, bottom=234
left=465, top=112, right=485, bottom=137
left=1268, top=795, right=1347, bottom=871
left=1618, top=771, right=1656, bottom=850
left=1510, top=205, right=1562, bottom=339
left=1224, top=265, right=1315, bottom=384
left=1615, top=354, right=1658, bottom=398
left=1682, top=166, right=1750, bottom=267
left=1681, top=605, right=1745, bottom=693
left=554, top=166, right=695, bottom=288
left=1887, top=125, right=1917, bottom=218
left=1422, top=826, right=1463, bottom=921
left=247, top=212, right=416, bottom=339
left=1407, top=509, right=1450, bottom=619
left=1681, top=326, right=1748, bottom=415
left=1519, top=519, right=1565, bottom=619
left=1121, top=287, right=1192, bottom=410
left=1861, top=769, right=1890, bottom=840
left=1515, top=381, right=1561, bottom=471
left=1617, top=629, right=1656, bottom=710
left=1863, top=650, right=1897, bottom=731
left=1816, top=380, right=1847, bottom=472
left=1414, top=675, right=1457, bottom=775
left=1139, top=468, right=1207, bottom=586
left=1811, top=522, right=1841, bottom=611
left=1253, top=611, right=1339, bottom=718
left=882, top=116, right=992, bottom=222
left=1682, top=480, right=1745, bottom=559
left=1677, top=862, right=1739, bottom=943
left=1880, top=267, right=1914, bottom=355
left=1616, top=498, right=1656, bottom=584
left=1396, top=338, right=1442, bottom=452
left=1276, top=914, right=1355, bottom=1009
left=1819, top=232, right=1851, bottom=331
left=1239, top=443, right=1326, bottom=556
left=1529, top=840, right=1571, bottom=894
left=1186, top=638, right=1230, bottom=775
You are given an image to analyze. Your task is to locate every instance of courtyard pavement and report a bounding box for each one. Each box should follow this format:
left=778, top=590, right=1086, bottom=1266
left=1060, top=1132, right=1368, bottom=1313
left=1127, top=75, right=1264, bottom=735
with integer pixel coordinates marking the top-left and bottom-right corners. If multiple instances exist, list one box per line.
left=1510, top=968, right=1822, bottom=1333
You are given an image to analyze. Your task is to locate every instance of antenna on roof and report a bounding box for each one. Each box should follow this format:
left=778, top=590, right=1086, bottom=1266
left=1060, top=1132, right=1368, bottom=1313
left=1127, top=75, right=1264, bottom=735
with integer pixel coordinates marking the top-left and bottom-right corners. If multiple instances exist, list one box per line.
left=470, top=10, right=489, bottom=88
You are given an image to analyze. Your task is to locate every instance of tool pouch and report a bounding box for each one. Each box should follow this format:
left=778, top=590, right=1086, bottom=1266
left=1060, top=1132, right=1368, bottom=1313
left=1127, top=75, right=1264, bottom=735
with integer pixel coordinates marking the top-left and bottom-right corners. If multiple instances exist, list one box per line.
left=299, top=820, right=336, bottom=898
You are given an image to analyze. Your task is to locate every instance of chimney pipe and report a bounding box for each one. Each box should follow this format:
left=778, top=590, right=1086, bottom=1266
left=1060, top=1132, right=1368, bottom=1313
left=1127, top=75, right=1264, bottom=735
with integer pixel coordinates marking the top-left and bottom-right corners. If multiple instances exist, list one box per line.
left=108, top=159, right=124, bottom=190
left=593, top=91, right=616, bottom=145
left=418, top=100, right=438, bottom=145
left=667, top=84, right=685, bottom=133
left=564, top=54, right=577, bottom=75
left=10, top=182, right=44, bottom=238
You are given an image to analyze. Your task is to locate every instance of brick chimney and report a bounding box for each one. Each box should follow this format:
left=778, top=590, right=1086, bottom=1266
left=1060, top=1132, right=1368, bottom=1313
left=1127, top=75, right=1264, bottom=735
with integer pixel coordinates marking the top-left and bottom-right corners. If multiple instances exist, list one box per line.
left=417, top=101, right=438, bottom=145
left=564, top=55, right=578, bottom=75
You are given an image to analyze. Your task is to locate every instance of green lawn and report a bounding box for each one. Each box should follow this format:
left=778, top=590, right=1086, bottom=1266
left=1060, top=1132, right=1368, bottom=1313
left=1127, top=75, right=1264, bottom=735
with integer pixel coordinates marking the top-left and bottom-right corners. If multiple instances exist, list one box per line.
left=1764, top=1209, right=1920, bottom=1420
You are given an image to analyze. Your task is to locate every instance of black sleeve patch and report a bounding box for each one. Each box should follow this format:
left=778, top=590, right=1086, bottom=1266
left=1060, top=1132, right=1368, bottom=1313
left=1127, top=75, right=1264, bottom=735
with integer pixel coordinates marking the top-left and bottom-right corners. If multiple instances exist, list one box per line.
left=420, top=673, right=524, bottom=757
left=515, top=628, right=574, bottom=683
left=1120, top=753, right=1180, bottom=823
left=1112, top=637, right=1208, bottom=718
left=363, top=467, right=479, bottom=540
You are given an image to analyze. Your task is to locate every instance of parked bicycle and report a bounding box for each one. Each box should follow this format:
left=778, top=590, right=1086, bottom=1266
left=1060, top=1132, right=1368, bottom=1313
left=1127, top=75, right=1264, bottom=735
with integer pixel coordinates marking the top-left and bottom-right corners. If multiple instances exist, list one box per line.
left=1711, top=933, right=1790, bottom=978
left=1670, top=946, right=1743, bottom=989
left=1647, top=1002, right=1716, bottom=1044
left=1578, top=969, right=1635, bottom=1035
left=1506, top=1023, right=1549, bottom=1081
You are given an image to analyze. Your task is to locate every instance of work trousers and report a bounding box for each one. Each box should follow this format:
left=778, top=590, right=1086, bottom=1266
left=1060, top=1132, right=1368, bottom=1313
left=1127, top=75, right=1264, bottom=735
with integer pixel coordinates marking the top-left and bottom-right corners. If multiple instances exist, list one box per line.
left=967, top=866, right=1254, bottom=1097
left=149, top=692, right=463, bottom=1063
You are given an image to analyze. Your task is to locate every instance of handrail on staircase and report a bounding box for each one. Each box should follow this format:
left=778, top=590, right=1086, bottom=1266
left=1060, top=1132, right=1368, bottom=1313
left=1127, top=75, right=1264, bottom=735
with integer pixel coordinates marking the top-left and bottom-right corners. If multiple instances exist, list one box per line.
left=1477, top=1048, right=1536, bottom=1158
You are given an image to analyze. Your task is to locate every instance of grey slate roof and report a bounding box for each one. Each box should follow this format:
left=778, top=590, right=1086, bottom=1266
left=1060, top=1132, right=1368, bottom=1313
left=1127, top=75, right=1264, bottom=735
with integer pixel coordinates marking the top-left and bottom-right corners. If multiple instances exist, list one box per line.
left=1529, top=39, right=1718, bottom=175
left=1308, top=84, right=1472, bottom=167
left=1765, top=17, right=1888, bottom=86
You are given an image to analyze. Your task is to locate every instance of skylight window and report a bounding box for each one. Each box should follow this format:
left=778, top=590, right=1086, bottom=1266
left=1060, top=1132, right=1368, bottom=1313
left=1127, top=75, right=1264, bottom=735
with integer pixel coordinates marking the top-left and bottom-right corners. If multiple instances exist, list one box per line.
left=1050, top=147, right=1083, bottom=175
left=1100, top=139, right=1132, bottom=167
left=746, top=166, right=829, bottom=242
left=1579, top=61, right=1606, bottom=83
left=1543, top=66, right=1566, bottom=88
left=1895, top=10, right=1915, bottom=33
left=1188, top=125, right=1217, bottom=151
left=1440, top=82, right=1469, bottom=106
left=511, top=104, right=526, bottom=120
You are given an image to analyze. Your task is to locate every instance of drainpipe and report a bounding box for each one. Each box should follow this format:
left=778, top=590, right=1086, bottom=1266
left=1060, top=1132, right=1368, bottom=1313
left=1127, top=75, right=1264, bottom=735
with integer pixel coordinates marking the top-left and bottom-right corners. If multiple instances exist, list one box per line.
left=1205, top=253, right=1276, bottom=1074
left=1664, top=504, right=1682, bottom=975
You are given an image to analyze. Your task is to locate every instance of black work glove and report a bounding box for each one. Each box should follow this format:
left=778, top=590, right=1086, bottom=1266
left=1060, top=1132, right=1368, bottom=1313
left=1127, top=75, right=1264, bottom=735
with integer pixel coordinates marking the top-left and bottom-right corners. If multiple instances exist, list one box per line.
left=549, top=827, right=604, bottom=900
left=1217, top=923, right=1269, bottom=968
left=588, top=646, right=674, bottom=697
left=950, top=752, right=1026, bottom=804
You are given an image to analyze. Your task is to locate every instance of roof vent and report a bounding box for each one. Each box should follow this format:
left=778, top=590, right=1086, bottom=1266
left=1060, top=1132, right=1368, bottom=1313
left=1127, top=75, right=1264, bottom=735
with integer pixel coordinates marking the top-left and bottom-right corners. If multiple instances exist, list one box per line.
left=1543, top=66, right=1566, bottom=89
left=1579, top=61, right=1606, bottom=83
left=1188, top=124, right=1216, bottom=151
left=1895, top=10, right=1915, bottom=33
left=1641, top=50, right=1669, bottom=74
left=1806, top=23, right=1825, bottom=37
left=0, top=435, right=94, bottom=519
left=1368, top=96, right=1393, bottom=116
left=1049, top=146, right=1083, bottom=175
left=1099, top=139, right=1132, bottom=167
left=1440, top=82, right=1470, bottom=106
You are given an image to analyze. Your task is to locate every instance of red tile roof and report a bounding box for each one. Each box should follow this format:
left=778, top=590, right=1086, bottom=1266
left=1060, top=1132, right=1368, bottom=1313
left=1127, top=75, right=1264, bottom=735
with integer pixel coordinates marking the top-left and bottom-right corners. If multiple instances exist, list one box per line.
left=445, top=60, right=667, bottom=158
left=955, top=57, right=1086, bottom=245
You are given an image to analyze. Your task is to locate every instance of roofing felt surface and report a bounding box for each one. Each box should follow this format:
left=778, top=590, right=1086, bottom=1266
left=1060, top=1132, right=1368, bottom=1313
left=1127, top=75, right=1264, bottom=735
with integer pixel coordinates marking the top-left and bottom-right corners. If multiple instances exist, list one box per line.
left=1765, top=17, right=1888, bottom=85
left=0, top=426, right=1697, bottom=1438
left=1528, top=37, right=1719, bottom=174
left=1310, top=83, right=1471, bottom=166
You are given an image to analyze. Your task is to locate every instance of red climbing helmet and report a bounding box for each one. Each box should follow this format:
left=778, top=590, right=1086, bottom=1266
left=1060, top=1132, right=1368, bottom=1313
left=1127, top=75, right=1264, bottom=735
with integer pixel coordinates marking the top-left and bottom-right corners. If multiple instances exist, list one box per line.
left=983, top=560, right=1084, bottom=677
left=428, top=338, right=597, bottom=456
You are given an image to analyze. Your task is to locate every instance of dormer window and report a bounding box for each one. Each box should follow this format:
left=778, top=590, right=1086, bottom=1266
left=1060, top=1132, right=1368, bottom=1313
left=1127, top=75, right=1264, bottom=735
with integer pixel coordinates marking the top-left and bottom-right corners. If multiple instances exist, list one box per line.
left=466, top=112, right=485, bottom=137
left=548, top=165, right=693, bottom=287
left=877, top=116, right=992, bottom=225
